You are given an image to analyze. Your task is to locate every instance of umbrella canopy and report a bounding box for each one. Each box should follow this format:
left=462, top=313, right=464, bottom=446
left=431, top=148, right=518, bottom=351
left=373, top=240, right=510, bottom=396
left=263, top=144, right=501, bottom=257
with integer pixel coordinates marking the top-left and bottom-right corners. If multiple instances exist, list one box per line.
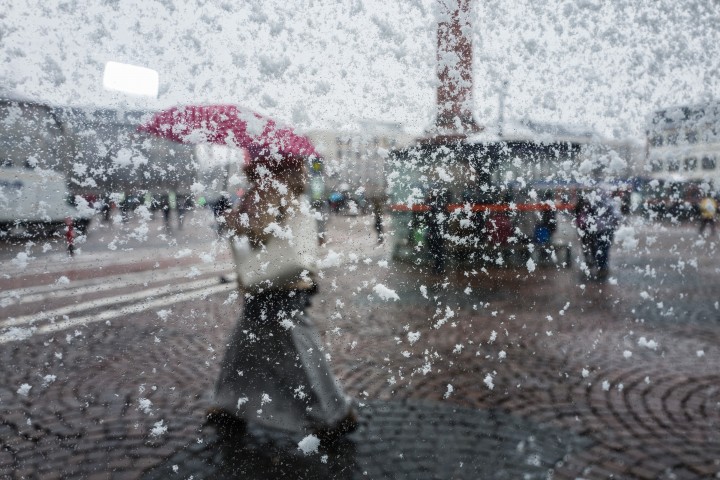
left=137, top=105, right=321, bottom=160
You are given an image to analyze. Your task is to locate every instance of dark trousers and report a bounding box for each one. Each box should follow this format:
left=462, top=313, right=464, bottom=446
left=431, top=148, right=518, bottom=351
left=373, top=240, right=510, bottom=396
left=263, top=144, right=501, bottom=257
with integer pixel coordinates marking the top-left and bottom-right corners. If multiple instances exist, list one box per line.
left=595, top=235, right=612, bottom=272
left=580, top=233, right=596, bottom=269
left=427, top=231, right=445, bottom=273
left=699, top=218, right=716, bottom=235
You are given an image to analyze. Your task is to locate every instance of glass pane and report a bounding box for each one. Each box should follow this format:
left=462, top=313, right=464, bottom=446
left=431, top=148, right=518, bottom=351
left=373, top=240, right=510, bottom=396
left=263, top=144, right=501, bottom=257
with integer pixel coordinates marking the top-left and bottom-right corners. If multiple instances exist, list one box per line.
left=3, top=2, right=720, bottom=478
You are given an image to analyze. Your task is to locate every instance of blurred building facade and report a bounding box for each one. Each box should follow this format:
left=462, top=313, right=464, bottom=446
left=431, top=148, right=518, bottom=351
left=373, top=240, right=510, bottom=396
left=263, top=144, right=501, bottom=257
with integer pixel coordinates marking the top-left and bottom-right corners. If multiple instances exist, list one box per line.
left=468, top=118, right=641, bottom=184
left=307, top=122, right=416, bottom=202
left=0, top=97, right=198, bottom=199
left=646, top=101, right=720, bottom=187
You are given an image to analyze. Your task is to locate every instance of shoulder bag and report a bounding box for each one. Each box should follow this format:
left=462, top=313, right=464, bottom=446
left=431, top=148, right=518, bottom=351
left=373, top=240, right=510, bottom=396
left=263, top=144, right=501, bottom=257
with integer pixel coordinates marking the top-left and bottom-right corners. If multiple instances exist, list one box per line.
left=231, top=201, right=319, bottom=290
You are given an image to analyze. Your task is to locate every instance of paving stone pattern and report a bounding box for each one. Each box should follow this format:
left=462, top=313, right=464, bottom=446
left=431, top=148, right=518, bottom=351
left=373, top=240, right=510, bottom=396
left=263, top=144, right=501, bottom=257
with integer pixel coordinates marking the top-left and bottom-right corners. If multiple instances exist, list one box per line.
left=142, top=399, right=591, bottom=480
left=1, top=217, right=720, bottom=479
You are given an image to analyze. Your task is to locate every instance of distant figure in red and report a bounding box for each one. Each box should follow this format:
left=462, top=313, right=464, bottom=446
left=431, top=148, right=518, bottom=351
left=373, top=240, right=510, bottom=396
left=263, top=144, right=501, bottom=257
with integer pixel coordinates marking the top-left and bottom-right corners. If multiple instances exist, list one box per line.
left=65, top=217, right=75, bottom=256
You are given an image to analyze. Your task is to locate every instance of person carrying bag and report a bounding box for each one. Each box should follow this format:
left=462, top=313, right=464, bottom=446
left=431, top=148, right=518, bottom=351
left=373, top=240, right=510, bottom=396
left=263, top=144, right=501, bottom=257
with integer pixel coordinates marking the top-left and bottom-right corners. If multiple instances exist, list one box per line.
left=210, top=152, right=357, bottom=440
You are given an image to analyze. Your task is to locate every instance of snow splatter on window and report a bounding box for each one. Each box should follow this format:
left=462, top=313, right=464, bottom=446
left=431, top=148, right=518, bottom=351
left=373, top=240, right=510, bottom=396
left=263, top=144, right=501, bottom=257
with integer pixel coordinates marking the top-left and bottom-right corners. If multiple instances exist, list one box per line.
left=637, top=337, right=659, bottom=350
left=297, top=434, right=320, bottom=455
left=150, top=420, right=167, bottom=437
left=16, top=384, right=32, bottom=397
left=373, top=284, right=399, bottom=301
left=138, top=398, right=153, bottom=415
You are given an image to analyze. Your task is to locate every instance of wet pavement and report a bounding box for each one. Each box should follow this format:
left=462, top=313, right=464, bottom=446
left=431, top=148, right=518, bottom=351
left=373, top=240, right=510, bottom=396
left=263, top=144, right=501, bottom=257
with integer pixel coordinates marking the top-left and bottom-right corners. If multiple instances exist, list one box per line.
left=142, top=400, right=590, bottom=479
left=1, top=213, right=720, bottom=479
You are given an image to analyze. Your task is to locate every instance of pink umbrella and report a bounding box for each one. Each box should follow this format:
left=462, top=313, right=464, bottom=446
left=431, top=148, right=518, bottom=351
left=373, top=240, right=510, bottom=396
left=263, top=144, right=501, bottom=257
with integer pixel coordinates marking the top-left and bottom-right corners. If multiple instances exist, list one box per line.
left=137, top=104, right=321, bottom=160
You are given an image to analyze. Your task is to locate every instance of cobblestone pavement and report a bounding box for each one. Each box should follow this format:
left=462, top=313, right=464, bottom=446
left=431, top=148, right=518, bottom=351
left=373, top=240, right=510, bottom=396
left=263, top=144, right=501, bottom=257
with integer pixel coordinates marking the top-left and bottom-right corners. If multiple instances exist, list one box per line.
left=142, top=400, right=591, bottom=479
left=1, top=214, right=719, bottom=479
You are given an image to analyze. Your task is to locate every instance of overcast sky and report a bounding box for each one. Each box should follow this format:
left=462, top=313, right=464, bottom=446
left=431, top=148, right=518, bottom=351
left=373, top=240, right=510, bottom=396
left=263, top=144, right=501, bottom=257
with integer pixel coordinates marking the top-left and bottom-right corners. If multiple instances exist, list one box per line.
left=2, top=0, right=719, bottom=140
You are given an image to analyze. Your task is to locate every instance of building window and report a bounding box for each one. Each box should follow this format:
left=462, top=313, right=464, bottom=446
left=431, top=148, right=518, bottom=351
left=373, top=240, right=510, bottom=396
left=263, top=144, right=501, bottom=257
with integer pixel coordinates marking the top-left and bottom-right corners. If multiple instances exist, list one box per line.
left=650, top=135, right=663, bottom=147
left=667, top=132, right=678, bottom=145
left=684, top=157, right=697, bottom=171
left=667, top=159, right=680, bottom=171
left=650, top=159, right=663, bottom=172
left=702, top=156, right=716, bottom=170
left=686, top=129, right=698, bottom=144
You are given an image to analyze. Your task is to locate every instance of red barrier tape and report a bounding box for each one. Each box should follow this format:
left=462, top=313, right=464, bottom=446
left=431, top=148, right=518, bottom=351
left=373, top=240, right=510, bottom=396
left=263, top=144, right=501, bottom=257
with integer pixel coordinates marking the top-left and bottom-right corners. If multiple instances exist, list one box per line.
left=389, top=203, right=574, bottom=213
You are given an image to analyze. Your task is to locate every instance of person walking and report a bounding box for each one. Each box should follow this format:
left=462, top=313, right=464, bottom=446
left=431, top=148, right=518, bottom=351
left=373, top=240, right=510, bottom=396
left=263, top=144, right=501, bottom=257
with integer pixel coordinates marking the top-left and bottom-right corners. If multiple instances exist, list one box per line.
left=575, top=191, right=620, bottom=281
left=371, top=197, right=384, bottom=244
left=534, top=191, right=557, bottom=261
left=211, top=193, right=232, bottom=236
left=426, top=187, right=448, bottom=274
left=159, top=193, right=171, bottom=230
left=176, top=192, right=192, bottom=230
left=592, top=192, right=621, bottom=280
left=210, top=153, right=357, bottom=439
left=698, top=194, right=717, bottom=236
left=574, top=193, right=597, bottom=276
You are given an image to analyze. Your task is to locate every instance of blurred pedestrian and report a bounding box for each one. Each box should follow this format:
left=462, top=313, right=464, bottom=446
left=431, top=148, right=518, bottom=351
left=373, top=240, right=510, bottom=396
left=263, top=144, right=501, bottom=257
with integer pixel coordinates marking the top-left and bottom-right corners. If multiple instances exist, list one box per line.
left=698, top=194, right=717, bottom=236
left=539, top=191, right=557, bottom=237
left=575, top=191, right=620, bottom=281
left=312, top=198, right=329, bottom=245
left=100, top=194, right=111, bottom=222
left=210, top=153, right=357, bottom=439
left=212, top=194, right=231, bottom=236
left=119, top=193, right=131, bottom=222
left=159, top=193, right=171, bottom=230
left=65, top=217, right=75, bottom=256
left=176, top=192, right=192, bottom=229
left=534, top=191, right=557, bottom=259
left=574, top=193, right=596, bottom=274
left=329, top=191, right=343, bottom=213
left=372, top=197, right=384, bottom=243
left=592, top=192, right=620, bottom=280
left=427, top=187, right=448, bottom=274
